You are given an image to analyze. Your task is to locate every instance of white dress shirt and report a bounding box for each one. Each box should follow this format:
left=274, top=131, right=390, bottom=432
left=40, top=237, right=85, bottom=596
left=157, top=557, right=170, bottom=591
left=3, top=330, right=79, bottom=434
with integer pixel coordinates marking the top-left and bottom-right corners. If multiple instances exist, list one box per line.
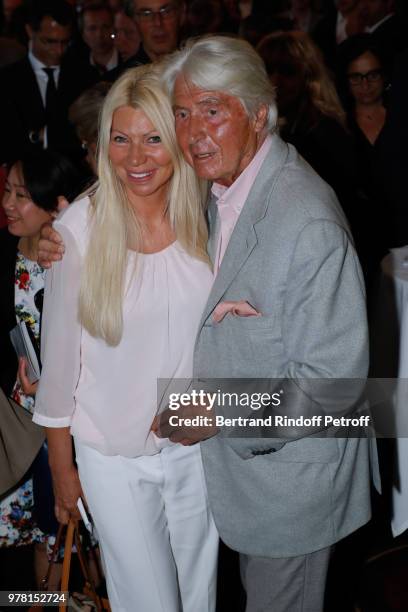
left=28, top=49, right=60, bottom=148
left=336, top=11, right=348, bottom=44
left=365, top=12, right=394, bottom=33
left=90, top=47, right=119, bottom=71
left=28, top=49, right=60, bottom=107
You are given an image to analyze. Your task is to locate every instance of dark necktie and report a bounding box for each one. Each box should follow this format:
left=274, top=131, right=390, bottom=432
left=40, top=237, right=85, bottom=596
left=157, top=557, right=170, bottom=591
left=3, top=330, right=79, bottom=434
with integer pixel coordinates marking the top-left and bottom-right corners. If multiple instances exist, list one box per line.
left=43, top=67, right=57, bottom=122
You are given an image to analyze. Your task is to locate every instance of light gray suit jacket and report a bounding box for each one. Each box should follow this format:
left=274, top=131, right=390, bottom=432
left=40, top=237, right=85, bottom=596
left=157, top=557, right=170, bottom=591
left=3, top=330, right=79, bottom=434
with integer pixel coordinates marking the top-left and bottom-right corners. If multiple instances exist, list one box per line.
left=194, top=134, right=375, bottom=558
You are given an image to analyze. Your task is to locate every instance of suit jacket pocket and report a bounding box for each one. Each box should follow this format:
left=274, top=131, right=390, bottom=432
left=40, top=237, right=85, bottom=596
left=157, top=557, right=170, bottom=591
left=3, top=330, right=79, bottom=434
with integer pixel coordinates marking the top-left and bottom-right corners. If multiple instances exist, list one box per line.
left=255, top=437, right=340, bottom=463
left=209, top=312, right=276, bottom=332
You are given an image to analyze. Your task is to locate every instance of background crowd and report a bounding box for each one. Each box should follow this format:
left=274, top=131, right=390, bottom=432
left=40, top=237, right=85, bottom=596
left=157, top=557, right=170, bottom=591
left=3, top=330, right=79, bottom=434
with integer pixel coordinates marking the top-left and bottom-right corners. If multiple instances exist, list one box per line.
left=1, top=0, right=408, bottom=611
left=1, top=0, right=407, bottom=293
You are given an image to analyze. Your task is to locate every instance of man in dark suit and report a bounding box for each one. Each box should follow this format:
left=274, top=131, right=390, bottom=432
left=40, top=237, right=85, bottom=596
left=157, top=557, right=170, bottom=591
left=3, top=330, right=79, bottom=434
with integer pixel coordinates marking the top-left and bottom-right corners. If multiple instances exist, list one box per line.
left=360, top=0, right=404, bottom=69
left=105, top=0, right=185, bottom=81
left=313, top=0, right=363, bottom=67
left=0, top=0, right=96, bottom=164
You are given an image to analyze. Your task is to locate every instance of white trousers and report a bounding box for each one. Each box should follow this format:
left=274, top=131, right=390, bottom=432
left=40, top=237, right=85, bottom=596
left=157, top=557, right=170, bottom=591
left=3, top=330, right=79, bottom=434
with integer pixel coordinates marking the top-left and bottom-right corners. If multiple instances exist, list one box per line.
left=74, top=440, right=219, bottom=612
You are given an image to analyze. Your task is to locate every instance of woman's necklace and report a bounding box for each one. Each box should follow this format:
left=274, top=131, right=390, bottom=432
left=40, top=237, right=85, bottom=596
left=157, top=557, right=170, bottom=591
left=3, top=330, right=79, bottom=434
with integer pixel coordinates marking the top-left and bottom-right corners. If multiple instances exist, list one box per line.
left=356, top=106, right=385, bottom=122
left=356, top=105, right=386, bottom=145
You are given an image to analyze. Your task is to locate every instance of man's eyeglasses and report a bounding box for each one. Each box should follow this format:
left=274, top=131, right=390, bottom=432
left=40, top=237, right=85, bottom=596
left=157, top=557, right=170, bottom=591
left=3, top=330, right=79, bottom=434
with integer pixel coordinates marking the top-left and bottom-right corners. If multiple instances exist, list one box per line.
left=347, top=69, right=383, bottom=85
left=134, top=3, right=177, bottom=21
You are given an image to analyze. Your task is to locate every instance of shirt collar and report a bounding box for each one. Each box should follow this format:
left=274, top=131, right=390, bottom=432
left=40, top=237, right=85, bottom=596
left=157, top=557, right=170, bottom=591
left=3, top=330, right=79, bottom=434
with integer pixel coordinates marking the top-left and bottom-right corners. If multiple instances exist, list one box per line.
left=336, top=11, right=346, bottom=27
left=28, top=49, right=59, bottom=74
left=211, top=134, right=273, bottom=204
left=90, top=48, right=119, bottom=71
left=365, top=12, right=394, bottom=33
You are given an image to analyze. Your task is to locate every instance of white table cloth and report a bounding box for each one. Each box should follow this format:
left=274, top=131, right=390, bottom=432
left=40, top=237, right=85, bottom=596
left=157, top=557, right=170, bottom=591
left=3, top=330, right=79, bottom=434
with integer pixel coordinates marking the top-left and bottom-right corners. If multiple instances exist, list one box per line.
left=380, top=247, right=408, bottom=536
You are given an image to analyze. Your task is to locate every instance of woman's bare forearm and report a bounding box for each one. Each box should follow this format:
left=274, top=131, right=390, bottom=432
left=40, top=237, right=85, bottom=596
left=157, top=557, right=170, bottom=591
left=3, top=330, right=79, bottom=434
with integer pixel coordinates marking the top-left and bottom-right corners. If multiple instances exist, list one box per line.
left=46, top=427, right=74, bottom=474
left=46, top=427, right=83, bottom=523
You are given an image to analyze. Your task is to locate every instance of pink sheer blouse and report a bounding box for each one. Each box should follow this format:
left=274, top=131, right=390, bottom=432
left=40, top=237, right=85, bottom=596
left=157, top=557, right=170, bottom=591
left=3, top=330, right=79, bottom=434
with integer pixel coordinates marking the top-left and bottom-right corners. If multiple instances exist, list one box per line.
left=33, top=197, right=213, bottom=457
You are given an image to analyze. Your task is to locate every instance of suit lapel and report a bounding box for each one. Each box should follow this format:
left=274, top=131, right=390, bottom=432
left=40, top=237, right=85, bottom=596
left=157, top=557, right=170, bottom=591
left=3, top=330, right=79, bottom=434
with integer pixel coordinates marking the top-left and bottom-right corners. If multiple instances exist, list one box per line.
left=200, top=134, right=289, bottom=326
left=21, top=59, right=45, bottom=118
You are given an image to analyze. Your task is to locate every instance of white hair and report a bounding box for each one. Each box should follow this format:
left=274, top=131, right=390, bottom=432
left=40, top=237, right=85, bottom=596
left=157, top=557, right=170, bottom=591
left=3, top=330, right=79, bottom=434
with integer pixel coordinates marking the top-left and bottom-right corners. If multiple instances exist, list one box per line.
left=79, top=65, right=209, bottom=347
left=159, top=35, right=278, bottom=133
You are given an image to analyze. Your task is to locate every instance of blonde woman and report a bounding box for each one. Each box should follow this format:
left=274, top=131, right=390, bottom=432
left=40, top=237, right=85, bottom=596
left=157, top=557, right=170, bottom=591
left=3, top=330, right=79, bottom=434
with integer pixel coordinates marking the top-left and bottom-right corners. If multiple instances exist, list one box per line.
left=33, top=65, right=218, bottom=612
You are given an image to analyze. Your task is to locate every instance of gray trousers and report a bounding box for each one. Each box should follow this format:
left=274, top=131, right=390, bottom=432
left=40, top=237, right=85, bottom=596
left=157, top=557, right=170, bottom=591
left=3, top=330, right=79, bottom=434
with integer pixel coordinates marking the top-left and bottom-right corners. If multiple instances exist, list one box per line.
left=240, top=546, right=333, bottom=612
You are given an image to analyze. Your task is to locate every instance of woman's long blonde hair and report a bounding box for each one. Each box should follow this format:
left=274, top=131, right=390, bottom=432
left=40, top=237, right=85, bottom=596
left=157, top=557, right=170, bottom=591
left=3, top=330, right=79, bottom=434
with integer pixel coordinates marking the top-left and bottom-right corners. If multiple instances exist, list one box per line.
left=79, top=65, right=209, bottom=346
left=257, top=31, right=346, bottom=129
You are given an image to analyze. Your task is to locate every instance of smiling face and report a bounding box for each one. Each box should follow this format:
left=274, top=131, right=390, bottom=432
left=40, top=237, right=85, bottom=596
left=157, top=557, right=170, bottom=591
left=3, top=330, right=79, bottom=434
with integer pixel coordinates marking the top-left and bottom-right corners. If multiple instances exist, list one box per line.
left=108, top=105, right=174, bottom=207
left=2, top=164, right=53, bottom=238
left=173, top=75, right=266, bottom=186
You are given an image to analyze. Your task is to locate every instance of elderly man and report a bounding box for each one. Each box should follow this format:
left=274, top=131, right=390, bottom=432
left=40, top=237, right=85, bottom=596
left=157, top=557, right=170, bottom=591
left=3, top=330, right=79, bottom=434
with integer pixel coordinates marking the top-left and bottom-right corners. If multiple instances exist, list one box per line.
left=156, top=36, right=376, bottom=612
left=39, top=37, right=376, bottom=612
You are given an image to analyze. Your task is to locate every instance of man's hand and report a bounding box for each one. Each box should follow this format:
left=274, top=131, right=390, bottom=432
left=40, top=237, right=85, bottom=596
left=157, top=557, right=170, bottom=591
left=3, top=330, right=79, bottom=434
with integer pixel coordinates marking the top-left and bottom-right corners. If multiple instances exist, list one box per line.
left=152, top=403, right=218, bottom=445
left=51, top=464, right=84, bottom=525
left=38, top=222, right=65, bottom=269
left=17, top=357, right=38, bottom=396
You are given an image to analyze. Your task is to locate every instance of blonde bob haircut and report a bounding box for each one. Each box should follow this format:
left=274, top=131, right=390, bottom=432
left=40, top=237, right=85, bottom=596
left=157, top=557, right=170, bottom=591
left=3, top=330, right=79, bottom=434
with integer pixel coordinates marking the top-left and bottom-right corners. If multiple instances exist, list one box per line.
left=79, top=65, right=209, bottom=347
left=159, top=35, right=278, bottom=134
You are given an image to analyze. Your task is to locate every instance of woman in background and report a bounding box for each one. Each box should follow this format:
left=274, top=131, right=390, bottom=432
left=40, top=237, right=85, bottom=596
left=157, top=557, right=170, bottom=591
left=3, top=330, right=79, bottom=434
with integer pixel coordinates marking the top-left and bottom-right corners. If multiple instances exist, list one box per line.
left=337, top=34, right=389, bottom=293
left=257, top=30, right=355, bottom=200
left=257, top=29, right=378, bottom=295
left=338, top=34, right=387, bottom=162
left=0, top=150, right=80, bottom=588
left=69, top=81, right=112, bottom=176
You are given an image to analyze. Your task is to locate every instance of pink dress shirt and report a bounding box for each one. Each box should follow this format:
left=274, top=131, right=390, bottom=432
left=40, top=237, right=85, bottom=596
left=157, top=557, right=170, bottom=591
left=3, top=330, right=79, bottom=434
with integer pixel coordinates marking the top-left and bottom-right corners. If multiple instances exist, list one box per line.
left=212, top=135, right=272, bottom=274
